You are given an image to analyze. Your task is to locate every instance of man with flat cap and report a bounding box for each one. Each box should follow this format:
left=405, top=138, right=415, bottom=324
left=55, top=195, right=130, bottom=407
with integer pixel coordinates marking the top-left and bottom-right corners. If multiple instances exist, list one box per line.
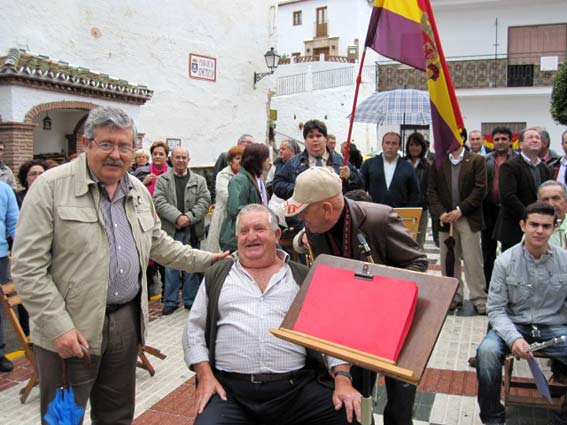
left=285, top=167, right=428, bottom=425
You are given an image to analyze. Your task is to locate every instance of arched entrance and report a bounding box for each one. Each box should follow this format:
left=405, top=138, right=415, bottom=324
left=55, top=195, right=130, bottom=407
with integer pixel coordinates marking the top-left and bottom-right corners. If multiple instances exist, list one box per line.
left=25, top=101, right=98, bottom=163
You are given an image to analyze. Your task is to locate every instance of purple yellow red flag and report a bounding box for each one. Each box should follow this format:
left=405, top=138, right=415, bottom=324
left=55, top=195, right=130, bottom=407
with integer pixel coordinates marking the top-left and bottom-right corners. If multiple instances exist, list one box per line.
left=365, top=0, right=464, bottom=168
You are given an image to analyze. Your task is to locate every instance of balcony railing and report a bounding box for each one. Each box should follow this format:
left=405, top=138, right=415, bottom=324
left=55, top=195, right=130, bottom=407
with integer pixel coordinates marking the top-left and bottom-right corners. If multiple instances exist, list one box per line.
left=312, top=67, right=352, bottom=90
left=279, top=55, right=356, bottom=65
left=276, top=73, right=307, bottom=95
left=275, top=65, right=376, bottom=96
left=376, top=51, right=565, bottom=91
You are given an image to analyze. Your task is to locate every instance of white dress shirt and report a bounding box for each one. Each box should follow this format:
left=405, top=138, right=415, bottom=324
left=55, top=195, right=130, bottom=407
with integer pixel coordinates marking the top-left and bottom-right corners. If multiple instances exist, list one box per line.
left=383, top=155, right=398, bottom=189
left=185, top=250, right=344, bottom=373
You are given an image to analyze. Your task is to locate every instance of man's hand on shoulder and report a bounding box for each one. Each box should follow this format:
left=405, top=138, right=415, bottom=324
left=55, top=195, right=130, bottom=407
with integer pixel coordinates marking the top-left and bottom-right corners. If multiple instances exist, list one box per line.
left=332, top=366, right=361, bottom=423
left=193, top=362, right=227, bottom=415
left=53, top=328, right=89, bottom=359
left=211, top=251, right=231, bottom=263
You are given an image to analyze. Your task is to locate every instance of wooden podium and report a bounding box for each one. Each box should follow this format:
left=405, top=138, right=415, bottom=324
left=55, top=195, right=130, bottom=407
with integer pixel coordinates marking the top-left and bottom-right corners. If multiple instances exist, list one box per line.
left=271, top=254, right=458, bottom=385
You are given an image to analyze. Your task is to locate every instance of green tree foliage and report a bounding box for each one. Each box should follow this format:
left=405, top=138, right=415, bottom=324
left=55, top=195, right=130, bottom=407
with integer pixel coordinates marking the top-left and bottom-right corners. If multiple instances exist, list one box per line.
left=551, top=60, right=567, bottom=126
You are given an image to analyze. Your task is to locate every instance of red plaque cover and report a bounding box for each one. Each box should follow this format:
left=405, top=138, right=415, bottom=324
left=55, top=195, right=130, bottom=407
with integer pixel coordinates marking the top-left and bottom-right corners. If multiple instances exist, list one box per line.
left=293, top=264, right=418, bottom=362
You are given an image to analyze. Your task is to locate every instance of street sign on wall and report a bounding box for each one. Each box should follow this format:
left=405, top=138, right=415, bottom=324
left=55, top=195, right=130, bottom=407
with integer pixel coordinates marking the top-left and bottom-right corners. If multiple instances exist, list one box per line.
left=189, top=53, right=217, bottom=82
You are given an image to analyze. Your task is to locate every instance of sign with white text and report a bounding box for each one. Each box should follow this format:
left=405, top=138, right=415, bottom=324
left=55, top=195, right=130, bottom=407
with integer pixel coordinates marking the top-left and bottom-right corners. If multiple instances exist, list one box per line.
left=189, top=54, right=217, bottom=82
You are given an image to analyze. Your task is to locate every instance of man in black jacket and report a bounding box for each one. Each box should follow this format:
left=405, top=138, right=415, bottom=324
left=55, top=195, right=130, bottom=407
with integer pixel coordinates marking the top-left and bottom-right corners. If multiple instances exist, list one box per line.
left=494, top=127, right=552, bottom=251
left=360, top=132, right=420, bottom=207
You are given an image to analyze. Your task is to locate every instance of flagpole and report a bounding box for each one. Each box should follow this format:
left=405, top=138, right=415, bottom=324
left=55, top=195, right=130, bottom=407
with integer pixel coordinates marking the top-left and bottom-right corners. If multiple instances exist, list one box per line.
left=343, top=47, right=367, bottom=166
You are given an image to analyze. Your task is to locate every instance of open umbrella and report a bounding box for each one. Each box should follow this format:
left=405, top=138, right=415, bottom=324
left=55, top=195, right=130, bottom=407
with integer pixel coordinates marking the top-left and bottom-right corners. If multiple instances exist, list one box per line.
left=44, top=347, right=90, bottom=425
left=348, top=89, right=431, bottom=126
left=444, top=223, right=456, bottom=278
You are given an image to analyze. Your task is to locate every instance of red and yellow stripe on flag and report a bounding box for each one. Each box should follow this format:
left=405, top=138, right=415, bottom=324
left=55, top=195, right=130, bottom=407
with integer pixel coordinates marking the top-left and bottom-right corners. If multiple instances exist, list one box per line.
left=365, top=0, right=464, bottom=168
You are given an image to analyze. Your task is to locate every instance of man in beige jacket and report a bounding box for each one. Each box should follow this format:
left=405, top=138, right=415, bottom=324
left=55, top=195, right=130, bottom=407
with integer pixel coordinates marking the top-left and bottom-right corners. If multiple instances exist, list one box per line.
left=11, top=106, right=228, bottom=425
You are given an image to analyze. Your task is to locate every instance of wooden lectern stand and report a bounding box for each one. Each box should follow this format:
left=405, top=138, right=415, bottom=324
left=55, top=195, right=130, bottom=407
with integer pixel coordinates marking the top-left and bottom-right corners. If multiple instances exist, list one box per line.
left=271, top=254, right=458, bottom=385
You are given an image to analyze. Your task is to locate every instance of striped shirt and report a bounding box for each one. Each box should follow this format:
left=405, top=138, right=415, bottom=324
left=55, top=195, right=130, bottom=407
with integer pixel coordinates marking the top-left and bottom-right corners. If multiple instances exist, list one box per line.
left=185, top=250, right=344, bottom=373
left=93, top=173, right=140, bottom=305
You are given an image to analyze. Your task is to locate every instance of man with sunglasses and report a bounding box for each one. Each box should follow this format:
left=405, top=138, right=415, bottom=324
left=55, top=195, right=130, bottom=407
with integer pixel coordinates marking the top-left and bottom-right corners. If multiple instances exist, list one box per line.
left=11, top=106, right=228, bottom=424
left=476, top=202, right=567, bottom=425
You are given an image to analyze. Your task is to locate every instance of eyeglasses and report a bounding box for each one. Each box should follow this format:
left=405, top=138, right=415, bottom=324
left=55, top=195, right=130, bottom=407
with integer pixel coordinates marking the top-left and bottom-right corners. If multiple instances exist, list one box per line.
left=27, top=171, right=44, bottom=177
left=92, top=140, right=133, bottom=154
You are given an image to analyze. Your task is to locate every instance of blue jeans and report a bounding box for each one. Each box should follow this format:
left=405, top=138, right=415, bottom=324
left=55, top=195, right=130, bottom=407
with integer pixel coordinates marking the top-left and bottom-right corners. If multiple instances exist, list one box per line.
left=476, top=325, right=567, bottom=424
left=163, top=231, right=201, bottom=308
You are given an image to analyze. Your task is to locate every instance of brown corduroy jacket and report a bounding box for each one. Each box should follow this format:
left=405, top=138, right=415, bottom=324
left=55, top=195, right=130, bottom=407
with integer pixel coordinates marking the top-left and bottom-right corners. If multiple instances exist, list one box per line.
left=427, top=151, right=487, bottom=233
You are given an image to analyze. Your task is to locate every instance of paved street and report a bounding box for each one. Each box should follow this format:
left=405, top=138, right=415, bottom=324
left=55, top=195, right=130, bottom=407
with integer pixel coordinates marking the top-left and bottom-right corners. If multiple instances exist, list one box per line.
left=0, top=228, right=557, bottom=424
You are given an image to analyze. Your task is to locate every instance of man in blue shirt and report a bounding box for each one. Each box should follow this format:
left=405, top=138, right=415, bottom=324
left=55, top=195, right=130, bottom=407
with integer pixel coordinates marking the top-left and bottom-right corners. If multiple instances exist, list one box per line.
left=476, top=201, right=567, bottom=425
left=0, top=180, right=19, bottom=372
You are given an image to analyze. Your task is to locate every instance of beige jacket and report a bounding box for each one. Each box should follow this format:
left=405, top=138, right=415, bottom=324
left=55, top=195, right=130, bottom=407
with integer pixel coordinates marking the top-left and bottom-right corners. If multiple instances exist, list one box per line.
left=11, top=154, right=213, bottom=354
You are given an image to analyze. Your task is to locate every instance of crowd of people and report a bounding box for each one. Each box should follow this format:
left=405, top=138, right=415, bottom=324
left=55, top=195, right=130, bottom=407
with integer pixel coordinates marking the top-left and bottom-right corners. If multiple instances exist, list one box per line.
left=1, top=106, right=567, bottom=425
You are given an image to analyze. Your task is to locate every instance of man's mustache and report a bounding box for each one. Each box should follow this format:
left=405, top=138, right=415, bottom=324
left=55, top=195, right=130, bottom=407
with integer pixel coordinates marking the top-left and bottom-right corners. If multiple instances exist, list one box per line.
left=103, top=158, right=125, bottom=167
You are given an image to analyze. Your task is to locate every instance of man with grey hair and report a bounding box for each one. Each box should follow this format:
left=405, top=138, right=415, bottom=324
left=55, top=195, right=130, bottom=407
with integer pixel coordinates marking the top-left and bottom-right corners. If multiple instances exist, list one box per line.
left=286, top=167, right=428, bottom=425
left=185, top=203, right=362, bottom=425
left=11, top=106, right=228, bottom=424
left=538, top=179, right=567, bottom=247
left=211, top=134, right=255, bottom=201
left=154, top=146, right=211, bottom=315
left=468, top=130, right=491, bottom=156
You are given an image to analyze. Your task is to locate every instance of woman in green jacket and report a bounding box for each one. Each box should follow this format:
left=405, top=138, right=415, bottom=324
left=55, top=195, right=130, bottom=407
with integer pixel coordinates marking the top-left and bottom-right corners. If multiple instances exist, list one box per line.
left=219, top=143, right=271, bottom=251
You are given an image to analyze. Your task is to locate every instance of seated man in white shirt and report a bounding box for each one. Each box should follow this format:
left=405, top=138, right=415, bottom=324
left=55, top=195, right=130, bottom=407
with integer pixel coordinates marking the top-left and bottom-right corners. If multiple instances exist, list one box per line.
left=184, top=204, right=361, bottom=425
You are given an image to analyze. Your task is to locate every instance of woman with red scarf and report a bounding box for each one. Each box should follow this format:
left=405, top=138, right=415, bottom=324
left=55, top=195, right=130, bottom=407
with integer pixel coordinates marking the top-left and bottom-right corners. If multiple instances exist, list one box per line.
left=134, top=141, right=169, bottom=195
left=134, top=141, right=170, bottom=298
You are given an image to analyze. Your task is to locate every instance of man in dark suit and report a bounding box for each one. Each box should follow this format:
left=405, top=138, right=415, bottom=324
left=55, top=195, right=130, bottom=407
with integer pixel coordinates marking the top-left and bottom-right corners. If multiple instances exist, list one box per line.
left=428, top=144, right=488, bottom=314
left=494, top=127, right=552, bottom=252
left=482, top=127, right=517, bottom=288
left=360, top=132, right=420, bottom=207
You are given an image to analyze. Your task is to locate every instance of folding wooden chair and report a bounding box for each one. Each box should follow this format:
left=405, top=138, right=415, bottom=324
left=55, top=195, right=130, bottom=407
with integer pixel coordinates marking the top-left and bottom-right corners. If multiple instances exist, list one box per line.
left=137, top=345, right=166, bottom=376
left=393, top=207, right=423, bottom=241
left=504, top=352, right=566, bottom=410
left=0, top=282, right=39, bottom=403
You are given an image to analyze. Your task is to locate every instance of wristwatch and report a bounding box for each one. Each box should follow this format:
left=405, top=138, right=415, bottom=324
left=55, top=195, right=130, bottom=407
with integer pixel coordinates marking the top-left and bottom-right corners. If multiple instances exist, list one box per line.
left=334, top=370, right=353, bottom=381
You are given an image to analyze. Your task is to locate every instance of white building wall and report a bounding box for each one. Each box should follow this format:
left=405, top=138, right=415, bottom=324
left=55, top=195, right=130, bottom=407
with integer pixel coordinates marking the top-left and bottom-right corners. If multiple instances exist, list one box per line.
left=433, top=0, right=567, bottom=59
left=0, top=86, right=141, bottom=123
left=277, top=0, right=381, bottom=62
left=0, top=0, right=276, bottom=166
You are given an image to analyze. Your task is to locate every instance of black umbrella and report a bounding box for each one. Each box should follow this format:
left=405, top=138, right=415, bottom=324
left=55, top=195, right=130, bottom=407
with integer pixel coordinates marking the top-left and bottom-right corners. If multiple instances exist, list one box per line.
left=444, top=223, right=456, bottom=277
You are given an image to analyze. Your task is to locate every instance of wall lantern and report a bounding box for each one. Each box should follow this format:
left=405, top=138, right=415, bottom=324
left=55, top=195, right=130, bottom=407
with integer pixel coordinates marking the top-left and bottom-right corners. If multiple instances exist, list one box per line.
left=43, top=114, right=52, bottom=130
left=253, top=47, right=280, bottom=89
